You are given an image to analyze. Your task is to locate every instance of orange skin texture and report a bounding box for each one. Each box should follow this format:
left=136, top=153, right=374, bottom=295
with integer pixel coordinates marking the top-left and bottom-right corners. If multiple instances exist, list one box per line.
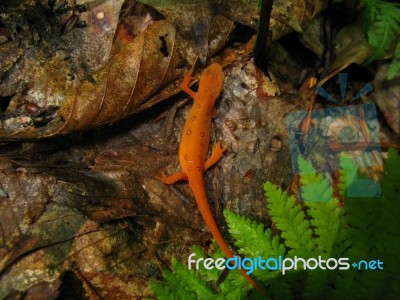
left=158, top=63, right=265, bottom=294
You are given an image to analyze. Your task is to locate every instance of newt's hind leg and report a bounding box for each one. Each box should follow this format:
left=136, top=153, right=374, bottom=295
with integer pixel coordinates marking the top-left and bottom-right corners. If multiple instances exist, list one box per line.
left=180, top=65, right=196, bottom=99
left=204, top=142, right=227, bottom=171
left=156, top=171, right=188, bottom=184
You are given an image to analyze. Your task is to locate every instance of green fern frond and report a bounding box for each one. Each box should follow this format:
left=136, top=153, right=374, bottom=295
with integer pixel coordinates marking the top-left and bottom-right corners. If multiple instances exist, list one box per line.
left=338, top=154, right=359, bottom=197
left=298, top=156, right=333, bottom=202
left=366, top=3, right=398, bottom=60
left=190, top=246, right=222, bottom=282
left=306, top=200, right=344, bottom=255
left=224, top=210, right=285, bottom=258
left=301, top=180, right=333, bottom=202
left=375, top=148, right=400, bottom=279
left=224, top=210, right=285, bottom=281
left=263, top=182, right=315, bottom=257
left=224, top=210, right=294, bottom=300
left=299, top=157, right=344, bottom=298
left=149, top=279, right=176, bottom=300
left=363, top=0, right=379, bottom=20
left=172, top=257, right=216, bottom=299
left=363, top=0, right=400, bottom=79
left=297, top=156, right=318, bottom=181
left=333, top=148, right=399, bottom=298
left=298, top=156, right=346, bottom=253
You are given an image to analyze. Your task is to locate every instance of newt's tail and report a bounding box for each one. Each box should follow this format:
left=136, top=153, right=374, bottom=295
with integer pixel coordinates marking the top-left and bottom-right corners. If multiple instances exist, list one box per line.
left=188, top=175, right=267, bottom=296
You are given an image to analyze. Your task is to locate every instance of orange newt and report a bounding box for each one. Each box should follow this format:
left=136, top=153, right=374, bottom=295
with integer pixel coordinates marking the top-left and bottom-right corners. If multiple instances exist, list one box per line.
left=157, top=63, right=266, bottom=295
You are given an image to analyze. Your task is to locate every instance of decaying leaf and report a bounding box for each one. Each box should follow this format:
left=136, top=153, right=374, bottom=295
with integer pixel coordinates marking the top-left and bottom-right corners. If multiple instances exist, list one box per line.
left=0, top=164, right=157, bottom=298
left=0, top=171, right=60, bottom=251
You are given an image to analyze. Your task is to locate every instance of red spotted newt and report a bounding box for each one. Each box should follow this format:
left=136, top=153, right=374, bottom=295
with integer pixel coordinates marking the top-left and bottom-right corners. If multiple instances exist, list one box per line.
left=157, top=63, right=266, bottom=295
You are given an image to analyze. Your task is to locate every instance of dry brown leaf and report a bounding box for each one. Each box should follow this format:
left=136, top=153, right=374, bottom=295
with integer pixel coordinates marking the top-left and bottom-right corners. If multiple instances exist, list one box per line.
left=0, top=171, right=59, bottom=251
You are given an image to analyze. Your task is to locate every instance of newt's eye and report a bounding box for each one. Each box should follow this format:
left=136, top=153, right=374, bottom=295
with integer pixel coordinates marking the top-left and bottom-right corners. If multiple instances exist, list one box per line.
left=186, top=129, right=192, bottom=135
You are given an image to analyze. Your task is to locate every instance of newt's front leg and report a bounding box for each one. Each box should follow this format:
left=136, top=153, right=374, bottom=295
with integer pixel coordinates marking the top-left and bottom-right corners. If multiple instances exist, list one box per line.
left=180, top=65, right=196, bottom=99
left=157, top=141, right=225, bottom=184
left=204, top=142, right=227, bottom=171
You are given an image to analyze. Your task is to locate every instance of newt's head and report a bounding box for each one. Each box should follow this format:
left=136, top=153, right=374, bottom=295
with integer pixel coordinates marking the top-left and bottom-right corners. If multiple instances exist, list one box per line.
left=198, top=63, right=225, bottom=104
